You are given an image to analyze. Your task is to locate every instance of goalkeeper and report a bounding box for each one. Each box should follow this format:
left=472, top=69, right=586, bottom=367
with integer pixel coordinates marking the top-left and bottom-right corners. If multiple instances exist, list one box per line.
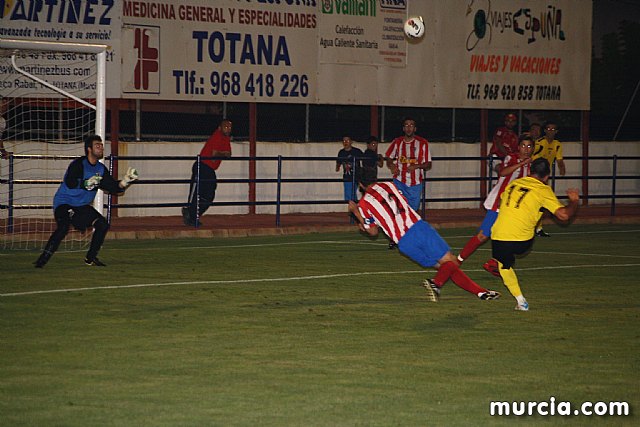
left=34, top=135, right=139, bottom=268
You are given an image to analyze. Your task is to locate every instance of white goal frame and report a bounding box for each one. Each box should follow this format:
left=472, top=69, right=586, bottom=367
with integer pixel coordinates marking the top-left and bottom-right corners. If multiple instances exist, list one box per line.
left=0, top=39, right=108, bottom=249
left=0, top=38, right=107, bottom=211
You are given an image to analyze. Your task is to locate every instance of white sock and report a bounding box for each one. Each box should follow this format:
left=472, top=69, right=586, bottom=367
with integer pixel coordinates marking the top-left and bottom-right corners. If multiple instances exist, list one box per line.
left=516, top=295, right=527, bottom=305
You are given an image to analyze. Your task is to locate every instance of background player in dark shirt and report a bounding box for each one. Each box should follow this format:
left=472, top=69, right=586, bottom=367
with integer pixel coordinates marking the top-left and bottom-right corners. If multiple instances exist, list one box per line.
left=359, top=135, right=383, bottom=194
left=336, top=136, right=363, bottom=201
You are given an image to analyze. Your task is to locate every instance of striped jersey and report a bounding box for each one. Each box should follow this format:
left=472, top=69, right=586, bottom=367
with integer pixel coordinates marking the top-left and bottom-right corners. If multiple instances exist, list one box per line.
left=384, top=135, right=431, bottom=186
left=357, top=182, right=421, bottom=243
left=484, top=155, right=530, bottom=211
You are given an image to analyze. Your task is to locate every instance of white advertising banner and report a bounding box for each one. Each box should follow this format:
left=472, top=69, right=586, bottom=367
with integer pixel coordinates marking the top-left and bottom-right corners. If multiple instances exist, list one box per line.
left=317, top=0, right=407, bottom=67
left=433, top=0, right=592, bottom=110
left=0, top=0, right=122, bottom=98
left=318, top=0, right=591, bottom=109
left=121, top=0, right=318, bottom=103
left=0, top=0, right=592, bottom=110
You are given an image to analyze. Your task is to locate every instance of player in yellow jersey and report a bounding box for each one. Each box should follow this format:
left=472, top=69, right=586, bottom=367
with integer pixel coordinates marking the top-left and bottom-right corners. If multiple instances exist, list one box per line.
left=532, top=122, right=566, bottom=237
left=490, top=158, right=579, bottom=311
left=532, top=122, right=565, bottom=176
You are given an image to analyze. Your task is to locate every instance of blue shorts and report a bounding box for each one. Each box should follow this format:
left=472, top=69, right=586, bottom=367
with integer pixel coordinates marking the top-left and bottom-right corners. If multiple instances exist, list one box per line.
left=478, top=210, right=499, bottom=237
left=393, top=179, right=422, bottom=211
left=343, top=181, right=358, bottom=201
left=398, top=220, right=450, bottom=268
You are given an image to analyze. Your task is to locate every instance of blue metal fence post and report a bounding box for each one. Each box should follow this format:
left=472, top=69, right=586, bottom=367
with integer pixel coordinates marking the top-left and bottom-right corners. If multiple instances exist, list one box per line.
left=195, top=154, right=201, bottom=228
left=488, top=156, right=494, bottom=190
left=8, top=154, right=14, bottom=233
left=611, top=155, right=617, bottom=216
left=276, top=155, right=282, bottom=227
left=421, top=178, right=426, bottom=218
left=107, top=154, right=114, bottom=225
left=351, top=156, right=357, bottom=201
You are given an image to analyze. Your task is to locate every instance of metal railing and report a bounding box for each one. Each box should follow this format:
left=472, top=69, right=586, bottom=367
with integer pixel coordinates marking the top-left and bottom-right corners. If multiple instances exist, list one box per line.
left=2, top=154, right=639, bottom=231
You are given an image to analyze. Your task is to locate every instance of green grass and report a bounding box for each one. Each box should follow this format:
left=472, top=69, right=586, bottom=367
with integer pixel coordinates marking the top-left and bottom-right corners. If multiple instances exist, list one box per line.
left=1, top=224, right=639, bottom=426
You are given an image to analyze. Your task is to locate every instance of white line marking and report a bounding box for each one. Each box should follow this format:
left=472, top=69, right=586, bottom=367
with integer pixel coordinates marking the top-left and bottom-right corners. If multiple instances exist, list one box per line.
left=449, top=247, right=640, bottom=259
left=178, top=239, right=640, bottom=259
left=531, top=250, right=640, bottom=259
left=446, top=229, right=640, bottom=239
left=3, top=263, right=640, bottom=298
left=4, top=229, right=639, bottom=255
left=178, top=240, right=373, bottom=250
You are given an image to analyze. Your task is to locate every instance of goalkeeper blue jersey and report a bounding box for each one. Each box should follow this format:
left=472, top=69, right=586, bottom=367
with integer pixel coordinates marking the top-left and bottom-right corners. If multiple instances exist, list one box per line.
left=53, top=157, right=109, bottom=209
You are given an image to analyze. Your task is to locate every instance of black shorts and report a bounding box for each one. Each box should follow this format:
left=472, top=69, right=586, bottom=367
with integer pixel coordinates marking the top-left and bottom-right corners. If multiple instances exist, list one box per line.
left=491, top=238, right=534, bottom=269
left=54, top=204, right=102, bottom=232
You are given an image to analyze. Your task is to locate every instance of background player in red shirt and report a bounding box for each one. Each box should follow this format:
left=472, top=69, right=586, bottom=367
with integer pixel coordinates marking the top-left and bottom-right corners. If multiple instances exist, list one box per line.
left=182, top=119, right=232, bottom=227
left=349, top=182, right=501, bottom=302
left=490, top=112, right=519, bottom=158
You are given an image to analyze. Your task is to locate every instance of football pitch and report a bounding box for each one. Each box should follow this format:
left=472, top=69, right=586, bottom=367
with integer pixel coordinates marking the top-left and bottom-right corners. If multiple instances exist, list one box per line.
left=1, top=224, right=638, bottom=426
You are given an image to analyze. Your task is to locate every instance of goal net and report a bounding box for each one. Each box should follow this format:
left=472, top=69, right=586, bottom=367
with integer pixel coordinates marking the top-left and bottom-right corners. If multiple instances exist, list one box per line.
left=0, top=39, right=106, bottom=250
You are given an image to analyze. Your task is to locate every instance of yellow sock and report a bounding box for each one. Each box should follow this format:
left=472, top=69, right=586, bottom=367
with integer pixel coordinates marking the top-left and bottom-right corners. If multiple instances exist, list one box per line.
left=497, top=261, right=523, bottom=298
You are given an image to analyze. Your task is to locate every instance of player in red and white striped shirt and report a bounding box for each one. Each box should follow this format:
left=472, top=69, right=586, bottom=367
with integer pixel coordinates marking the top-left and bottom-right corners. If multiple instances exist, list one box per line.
left=349, top=182, right=501, bottom=302
left=385, top=118, right=432, bottom=212
left=456, top=135, right=534, bottom=272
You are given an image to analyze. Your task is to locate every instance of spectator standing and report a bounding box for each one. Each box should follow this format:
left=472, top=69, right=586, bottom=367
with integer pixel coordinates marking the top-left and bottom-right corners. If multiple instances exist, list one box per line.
left=359, top=135, right=383, bottom=193
left=34, top=135, right=138, bottom=268
left=490, top=158, right=579, bottom=311
left=528, top=122, right=542, bottom=141
left=182, top=119, right=232, bottom=227
left=336, top=136, right=363, bottom=201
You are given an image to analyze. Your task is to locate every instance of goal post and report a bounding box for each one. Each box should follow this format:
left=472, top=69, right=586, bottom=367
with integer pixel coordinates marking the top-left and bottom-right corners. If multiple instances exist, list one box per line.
left=0, top=39, right=107, bottom=250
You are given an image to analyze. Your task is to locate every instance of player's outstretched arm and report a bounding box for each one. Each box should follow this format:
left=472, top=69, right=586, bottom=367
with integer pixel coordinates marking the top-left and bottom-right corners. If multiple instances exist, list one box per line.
left=118, top=167, right=139, bottom=189
left=558, top=159, right=567, bottom=176
left=499, top=157, right=531, bottom=177
left=348, top=201, right=378, bottom=236
left=211, top=148, right=231, bottom=158
left=493, top=135, right=508, bottom=157
left=553, top=188, right=579, bottom=221
left=386, top=158, right=398, bottom=174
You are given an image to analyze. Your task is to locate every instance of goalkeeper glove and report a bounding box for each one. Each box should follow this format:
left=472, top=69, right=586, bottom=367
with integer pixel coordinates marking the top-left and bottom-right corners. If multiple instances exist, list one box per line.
left=120, top=167, right=139, bottom=188
left=83, top=174, right=102, bottom=191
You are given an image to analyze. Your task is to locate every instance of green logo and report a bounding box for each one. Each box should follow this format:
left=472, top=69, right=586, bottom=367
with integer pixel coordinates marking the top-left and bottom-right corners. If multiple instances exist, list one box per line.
left=322, top=0, right=377, bottom=17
